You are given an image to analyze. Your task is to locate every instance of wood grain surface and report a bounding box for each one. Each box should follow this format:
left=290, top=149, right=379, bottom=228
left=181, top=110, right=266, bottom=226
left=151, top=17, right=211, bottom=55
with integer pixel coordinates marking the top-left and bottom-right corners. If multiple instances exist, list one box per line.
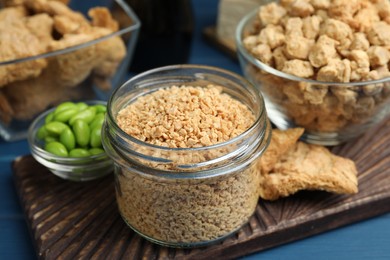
left=13, top=117, right=390, bottom=260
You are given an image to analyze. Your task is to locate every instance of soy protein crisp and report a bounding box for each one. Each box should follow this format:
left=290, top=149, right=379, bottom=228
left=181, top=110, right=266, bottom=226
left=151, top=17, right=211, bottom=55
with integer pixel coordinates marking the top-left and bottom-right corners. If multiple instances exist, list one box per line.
left=114, top=84, right=261, bottom=243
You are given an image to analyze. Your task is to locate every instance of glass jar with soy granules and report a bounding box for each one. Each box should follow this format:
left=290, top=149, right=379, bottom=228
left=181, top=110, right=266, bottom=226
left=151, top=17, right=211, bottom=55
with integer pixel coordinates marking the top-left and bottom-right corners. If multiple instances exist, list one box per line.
left=102, top=65, right=271, bottom=248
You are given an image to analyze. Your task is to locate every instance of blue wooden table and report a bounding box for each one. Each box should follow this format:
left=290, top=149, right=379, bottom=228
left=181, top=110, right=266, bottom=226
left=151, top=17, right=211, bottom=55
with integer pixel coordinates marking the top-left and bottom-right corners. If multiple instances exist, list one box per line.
left=1, top=1, right=390, bottom=259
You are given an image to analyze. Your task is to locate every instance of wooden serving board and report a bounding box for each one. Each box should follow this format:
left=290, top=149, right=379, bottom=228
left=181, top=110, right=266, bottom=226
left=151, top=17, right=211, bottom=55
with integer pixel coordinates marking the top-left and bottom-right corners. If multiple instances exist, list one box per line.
left=13, top=118, right=390, bottom=260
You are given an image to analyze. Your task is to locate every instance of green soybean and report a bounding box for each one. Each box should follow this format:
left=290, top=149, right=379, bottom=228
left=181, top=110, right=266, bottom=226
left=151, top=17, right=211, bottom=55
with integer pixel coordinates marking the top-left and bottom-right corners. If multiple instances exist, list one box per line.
left=38, top=101, right=107, bottom=158
left=53, top=108, right=79, bottom=123
left=90, top=126, right=102, bottom=148
left=54, top=102, right=77, bottom=115
left=45, top=112, right=54, bottom=124
left=73, top=119, right=90, bottom=147
left=45, top=121, right=69, bottom=135
left=44, top=136, right=58, bottom=143
left=89, top=148, right=105, bottom=155
left=69, top=148, right=91, bottom=157
left=76, top=102, right=88, bottom=111
left=93, top=104, right=107, bottom=113
left=89, top=113, right=105, bottom=130
left=37, top=126, right=48, bottom=140
left=60, top=128, right=76, bottom=151
left=45, top=141, right=68, bottom=157
left=69, top=107, right=97, bottom=125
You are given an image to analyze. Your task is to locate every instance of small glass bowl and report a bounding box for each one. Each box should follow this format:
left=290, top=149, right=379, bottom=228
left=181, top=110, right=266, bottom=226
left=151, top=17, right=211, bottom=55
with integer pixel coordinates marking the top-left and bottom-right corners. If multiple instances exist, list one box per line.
left=235, top=8, right=390, bottom=146
left=28, top=101, right=113, bottom=181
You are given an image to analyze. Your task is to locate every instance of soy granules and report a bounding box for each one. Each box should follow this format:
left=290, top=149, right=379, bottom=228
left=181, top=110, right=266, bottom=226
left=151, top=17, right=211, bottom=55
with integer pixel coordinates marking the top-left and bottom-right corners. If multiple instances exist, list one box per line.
left=117, top=84, right=255, bottom=148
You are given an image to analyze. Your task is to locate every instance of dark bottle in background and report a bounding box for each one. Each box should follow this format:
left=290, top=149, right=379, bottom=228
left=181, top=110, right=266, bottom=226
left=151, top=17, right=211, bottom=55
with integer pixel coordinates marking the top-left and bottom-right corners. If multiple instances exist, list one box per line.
left=126, top=0, right=194, bottom=72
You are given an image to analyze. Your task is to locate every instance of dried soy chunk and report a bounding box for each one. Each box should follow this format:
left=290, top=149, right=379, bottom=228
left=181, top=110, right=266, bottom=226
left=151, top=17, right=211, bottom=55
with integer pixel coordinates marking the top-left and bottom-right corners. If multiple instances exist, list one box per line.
left=362, top=84, right=383, bottom=96
left=302, top=84, right=328, bottom=105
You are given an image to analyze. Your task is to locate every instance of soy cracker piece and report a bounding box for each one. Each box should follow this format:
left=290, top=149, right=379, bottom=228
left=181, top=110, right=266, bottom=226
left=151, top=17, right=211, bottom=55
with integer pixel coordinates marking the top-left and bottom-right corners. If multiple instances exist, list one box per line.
left=258, top=128, right=358, bottom=201
left=259, top=127, right=304, bottom=174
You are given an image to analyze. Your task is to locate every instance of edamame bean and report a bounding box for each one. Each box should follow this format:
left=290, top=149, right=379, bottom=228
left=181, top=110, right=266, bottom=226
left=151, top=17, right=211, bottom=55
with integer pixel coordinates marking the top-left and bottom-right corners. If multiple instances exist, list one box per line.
left=60, top=128, right=76, bottom=151
left=45, top=142, right=68, bottom=157
left=54, top=108, right=79, bottom=123
left=76, top=102, right=88, bottom=111
left=69, top=107, right=97, bottom=125
left=38, top=101, right=107, bottom=158
left=37, top=126, right=48, bottom=140
left=69, top=148, right=91, bottom=157
left=45, top=121, right=69, bottom=135
left=89, top=113, right=105, bottom=130
left=45, top=112, right=54, bottom=124
left=73, top=119, right=90, bottom=147
left=44, top=136, right=58, bottom=143
left=93, top=104, right=107, bottom=113
left=89, top=148, right=105, bottom=155
left=90, top=126, right=102, bottom=148
left=54, top=102, right=77, bottom=115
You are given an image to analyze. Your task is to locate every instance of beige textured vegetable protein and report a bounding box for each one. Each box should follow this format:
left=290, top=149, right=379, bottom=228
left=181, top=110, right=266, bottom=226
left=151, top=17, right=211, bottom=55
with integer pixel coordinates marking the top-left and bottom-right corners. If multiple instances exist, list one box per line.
left=115, top=85, right=259, bottom=243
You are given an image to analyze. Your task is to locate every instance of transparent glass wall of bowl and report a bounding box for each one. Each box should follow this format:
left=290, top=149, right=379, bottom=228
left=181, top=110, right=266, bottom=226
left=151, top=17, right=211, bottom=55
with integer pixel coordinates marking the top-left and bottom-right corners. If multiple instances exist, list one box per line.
left=0, top=0, right=140, bottom=142
left=102, top=65, right=272, bottom=248
left=235, top=9, right=390, bottom=146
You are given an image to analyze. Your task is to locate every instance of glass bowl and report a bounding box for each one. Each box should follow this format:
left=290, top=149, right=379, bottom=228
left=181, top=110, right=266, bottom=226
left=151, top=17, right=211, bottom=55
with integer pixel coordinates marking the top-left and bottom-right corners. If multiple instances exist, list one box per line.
left=235, top=8, right=390, bottom=146
left=28, top=100, right=113, bottom=181
left=0, top=0, right=140, bottom=142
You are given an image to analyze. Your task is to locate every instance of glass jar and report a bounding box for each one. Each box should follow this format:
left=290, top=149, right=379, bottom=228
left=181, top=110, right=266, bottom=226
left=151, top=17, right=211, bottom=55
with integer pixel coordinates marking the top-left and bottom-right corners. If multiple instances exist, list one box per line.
left=102, top=65, right=271, bottom=248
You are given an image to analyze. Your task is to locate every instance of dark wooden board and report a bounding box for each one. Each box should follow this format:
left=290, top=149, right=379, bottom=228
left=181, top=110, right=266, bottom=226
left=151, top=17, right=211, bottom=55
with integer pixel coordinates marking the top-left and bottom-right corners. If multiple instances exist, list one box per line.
left=13, top=117, right=390, bottom=260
